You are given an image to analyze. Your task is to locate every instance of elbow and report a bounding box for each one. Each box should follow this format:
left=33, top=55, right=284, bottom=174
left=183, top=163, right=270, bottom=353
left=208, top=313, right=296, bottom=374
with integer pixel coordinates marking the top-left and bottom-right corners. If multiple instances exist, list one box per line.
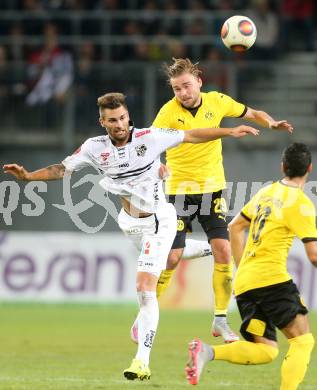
left=309, top=256, right=317, bottom=268
left=228, top=220, right=236, bottom=233
left=228, top=221, right=237, bottom=239
left=307, top=249, right=317, bottom=268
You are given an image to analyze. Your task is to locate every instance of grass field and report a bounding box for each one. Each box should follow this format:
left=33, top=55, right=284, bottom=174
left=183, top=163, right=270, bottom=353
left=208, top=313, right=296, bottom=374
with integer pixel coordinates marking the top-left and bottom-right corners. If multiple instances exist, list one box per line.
left=0, top=304, right=316, bottom=390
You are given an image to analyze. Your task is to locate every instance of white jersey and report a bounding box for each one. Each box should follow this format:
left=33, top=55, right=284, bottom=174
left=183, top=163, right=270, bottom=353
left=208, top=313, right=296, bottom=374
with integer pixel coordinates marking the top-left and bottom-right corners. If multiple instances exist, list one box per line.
left=62, top=126, right=184, bottom=213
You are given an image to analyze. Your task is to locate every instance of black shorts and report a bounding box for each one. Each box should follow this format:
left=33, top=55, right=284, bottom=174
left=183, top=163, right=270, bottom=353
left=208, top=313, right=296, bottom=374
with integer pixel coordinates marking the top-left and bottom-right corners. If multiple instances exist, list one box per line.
left=167, top=190, right=229, bottom=249
left=236, top=280, right=308, bottom=342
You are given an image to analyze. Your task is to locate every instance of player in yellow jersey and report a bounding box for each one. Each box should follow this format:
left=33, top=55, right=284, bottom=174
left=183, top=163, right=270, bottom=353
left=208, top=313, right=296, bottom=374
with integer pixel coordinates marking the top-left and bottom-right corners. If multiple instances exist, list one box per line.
left=146, top=57, right=293, bottom=343
left=186, top=143, right=317, bottom=389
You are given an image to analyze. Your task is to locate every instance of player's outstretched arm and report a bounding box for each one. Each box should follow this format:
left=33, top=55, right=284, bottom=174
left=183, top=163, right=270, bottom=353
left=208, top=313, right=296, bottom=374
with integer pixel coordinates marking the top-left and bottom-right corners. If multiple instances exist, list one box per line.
left=3, top=163, right=66, bottom=181
left=228, top=213, right=250, bottom=267
left=243, top=107, right=293, bottom=133
left=183, top=125, right=259, bottom=144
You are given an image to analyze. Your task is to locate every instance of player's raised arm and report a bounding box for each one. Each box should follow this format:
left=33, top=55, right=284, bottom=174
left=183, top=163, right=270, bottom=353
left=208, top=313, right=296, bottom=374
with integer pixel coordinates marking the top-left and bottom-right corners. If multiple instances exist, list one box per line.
left=243, top=107, right=294, bottom=133
left=183, top=125, right=259, bottom=144
left=3, top=163, right=66, bottom=181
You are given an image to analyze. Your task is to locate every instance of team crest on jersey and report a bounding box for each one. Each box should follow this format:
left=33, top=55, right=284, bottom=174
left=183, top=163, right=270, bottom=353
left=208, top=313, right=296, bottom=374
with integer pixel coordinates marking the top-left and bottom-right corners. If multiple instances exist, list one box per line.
left=205, top=111, right=213, bottom=120
left=177, top=219, right=185, bottom=231
left=135, top=144, right=147, bottom=157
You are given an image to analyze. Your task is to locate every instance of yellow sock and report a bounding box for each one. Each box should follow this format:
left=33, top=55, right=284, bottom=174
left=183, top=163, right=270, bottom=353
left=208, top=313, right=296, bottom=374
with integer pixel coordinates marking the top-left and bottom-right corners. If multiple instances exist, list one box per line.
left=280, top=333, right=315, bottom=390
left=156, top=269, right=175, bottom=298
left=214, top=341, right=278, bottom=364
left=213, top=261, right=233, bottom=315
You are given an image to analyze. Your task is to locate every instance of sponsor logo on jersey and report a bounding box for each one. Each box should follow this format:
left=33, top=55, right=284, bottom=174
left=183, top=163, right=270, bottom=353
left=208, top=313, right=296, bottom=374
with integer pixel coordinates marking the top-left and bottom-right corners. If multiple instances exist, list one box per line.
left=135, top=144, right=147, bottom=157
left=158, top=127, right=177, bottom=134
left=144, top=241, right=150, bottom=255
left=135, top=129, right=151, bottom=138
left=127, top=227, right=142, bottom=234
left=119, top=163, right=129, bottom=168
left=205, top=111, right=213, bottom=119
left=101, top=152, right=110, bottom=161
left=178, top=118, right=185, bottom=124
left=153, top=182, right=159, bottom=202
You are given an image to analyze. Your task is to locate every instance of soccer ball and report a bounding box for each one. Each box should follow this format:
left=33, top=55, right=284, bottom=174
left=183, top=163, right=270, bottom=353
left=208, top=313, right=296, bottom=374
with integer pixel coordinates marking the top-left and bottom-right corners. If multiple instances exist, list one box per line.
left=221, top=15, right=257, bottom=52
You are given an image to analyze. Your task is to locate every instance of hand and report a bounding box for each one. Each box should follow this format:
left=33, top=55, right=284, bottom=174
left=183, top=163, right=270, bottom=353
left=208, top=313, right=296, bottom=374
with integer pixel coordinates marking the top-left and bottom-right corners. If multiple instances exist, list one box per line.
left=231, top=125, right=260, bottom=138
left=269, top=120, right=293, bottom=133
left=3, top=164, right=30, bottom=180
left=158, top=164, right=170, bottom=180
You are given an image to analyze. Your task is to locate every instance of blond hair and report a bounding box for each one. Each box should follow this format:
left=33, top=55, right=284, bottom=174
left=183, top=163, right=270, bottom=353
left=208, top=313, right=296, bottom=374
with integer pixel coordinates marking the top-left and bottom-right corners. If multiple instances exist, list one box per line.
left=163, top=58, right=202, bottom=83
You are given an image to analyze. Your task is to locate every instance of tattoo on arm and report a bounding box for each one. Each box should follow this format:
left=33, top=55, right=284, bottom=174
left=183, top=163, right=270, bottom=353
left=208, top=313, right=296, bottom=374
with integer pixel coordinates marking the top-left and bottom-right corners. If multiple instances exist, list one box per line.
left=29, top=163, right=66, bottom=181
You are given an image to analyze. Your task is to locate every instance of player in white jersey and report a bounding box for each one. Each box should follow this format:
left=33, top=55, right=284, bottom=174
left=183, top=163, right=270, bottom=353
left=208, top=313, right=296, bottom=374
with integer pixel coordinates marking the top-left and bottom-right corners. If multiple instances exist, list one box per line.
left=3, top=92, right=259, bottom=381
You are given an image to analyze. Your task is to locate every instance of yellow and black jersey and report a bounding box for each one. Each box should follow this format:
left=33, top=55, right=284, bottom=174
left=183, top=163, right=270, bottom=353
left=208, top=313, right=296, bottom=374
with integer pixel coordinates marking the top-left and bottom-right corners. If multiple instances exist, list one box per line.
left=234, top=181, right=317, bottom=296
left=152, top=92, right=246, bottom=195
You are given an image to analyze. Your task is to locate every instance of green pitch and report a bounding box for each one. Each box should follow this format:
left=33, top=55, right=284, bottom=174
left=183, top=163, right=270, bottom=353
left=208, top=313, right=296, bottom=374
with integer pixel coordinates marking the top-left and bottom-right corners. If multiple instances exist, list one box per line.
left=0, top=304, right=316, bottom=389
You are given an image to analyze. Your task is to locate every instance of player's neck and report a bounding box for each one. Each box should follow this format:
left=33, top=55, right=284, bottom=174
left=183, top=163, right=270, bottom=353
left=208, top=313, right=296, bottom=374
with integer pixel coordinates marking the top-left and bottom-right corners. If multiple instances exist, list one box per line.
left=281, top=177, right=306, bottom=189
left=192, top=95, right=202, bottom=108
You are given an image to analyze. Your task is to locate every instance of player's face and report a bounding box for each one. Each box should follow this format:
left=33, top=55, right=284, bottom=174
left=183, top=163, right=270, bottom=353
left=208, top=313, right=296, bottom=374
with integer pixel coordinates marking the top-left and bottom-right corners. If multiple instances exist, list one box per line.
left=170, top=73, right=202, bottom=108
left=99, top=106, right=130, bottom=145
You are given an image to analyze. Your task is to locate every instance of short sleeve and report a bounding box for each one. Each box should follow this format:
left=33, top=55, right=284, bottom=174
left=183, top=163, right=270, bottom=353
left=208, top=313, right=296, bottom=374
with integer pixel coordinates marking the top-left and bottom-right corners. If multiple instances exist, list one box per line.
left=217, top=93, right=247, bottom=118
left=241, top=199, right=255, bottom=222
left=240, top=188, right=265, bottom=221
left=62, top=140, right=92, bottom=172
left=150, top=127, right=184, bottom=155
left=286, top=199, right=317, bottom=241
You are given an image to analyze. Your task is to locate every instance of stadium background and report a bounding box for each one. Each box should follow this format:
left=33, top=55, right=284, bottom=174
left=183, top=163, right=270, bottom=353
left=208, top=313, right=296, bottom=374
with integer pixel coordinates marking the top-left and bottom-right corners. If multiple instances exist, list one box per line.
left=0, top=2, right=317, bottom=388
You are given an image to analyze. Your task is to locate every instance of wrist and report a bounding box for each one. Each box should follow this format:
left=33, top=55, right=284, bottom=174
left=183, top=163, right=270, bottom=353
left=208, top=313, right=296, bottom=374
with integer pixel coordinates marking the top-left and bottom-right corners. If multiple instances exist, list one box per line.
left=228, top=128, right=234, bottom=136
left=24, top=172, right=31, bottom=181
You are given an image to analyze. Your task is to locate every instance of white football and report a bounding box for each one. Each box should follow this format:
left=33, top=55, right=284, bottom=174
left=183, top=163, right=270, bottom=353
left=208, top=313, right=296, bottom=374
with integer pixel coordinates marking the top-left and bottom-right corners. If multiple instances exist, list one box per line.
left=221, top=15, right=257, bottom=52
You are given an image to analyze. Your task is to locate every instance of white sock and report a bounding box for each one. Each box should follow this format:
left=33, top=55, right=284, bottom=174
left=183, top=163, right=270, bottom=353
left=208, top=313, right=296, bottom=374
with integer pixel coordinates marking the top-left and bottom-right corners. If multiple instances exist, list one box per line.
left=182, top=239, right=212, bottom=260
left=136, top=291, right=159, bottom=365
left=203, top=342, right=215, bottom=361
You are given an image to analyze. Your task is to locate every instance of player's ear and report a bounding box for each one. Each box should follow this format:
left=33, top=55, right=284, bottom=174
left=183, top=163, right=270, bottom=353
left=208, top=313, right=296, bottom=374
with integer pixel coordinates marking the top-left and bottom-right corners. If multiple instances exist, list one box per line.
left=99, top=116, right=104, bottom=127
left=307, top=163, right=313, bottom=173
left=280, top=162, right=285, bottom=174
left=198, top=77, right=203, bottom=87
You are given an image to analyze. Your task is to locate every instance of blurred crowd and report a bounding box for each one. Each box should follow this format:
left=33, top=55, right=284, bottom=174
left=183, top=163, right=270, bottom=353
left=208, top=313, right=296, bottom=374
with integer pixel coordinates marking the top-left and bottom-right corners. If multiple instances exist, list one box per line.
left=0, top=0, right=316, bottom=134
left=1, top=0, right=316, bottom=62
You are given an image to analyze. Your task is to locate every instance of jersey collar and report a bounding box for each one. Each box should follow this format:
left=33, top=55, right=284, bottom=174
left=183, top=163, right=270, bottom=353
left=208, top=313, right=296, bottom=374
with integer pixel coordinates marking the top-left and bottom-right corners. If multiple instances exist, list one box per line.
left=180, top=96, right=203, bottom=117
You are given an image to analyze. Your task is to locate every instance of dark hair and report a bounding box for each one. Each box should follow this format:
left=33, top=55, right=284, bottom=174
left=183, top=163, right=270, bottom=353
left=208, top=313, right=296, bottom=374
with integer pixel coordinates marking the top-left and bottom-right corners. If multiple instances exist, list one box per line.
left=163, top=57, right=202, bottom=83
left=97, top=92, right=127, bottom=112
left=282, top=143, right=312, bottom=178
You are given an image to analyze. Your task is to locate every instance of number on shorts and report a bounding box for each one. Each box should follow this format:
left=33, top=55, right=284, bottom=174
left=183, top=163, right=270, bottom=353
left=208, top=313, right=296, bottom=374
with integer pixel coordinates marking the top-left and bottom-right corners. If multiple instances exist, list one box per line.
left=214, top=197, right=228, bottom=214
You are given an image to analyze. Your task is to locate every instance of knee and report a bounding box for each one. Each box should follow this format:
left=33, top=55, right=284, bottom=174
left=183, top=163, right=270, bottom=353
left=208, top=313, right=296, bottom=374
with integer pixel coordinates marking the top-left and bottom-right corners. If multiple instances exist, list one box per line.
left=136, top=280, right=154, bottom=292
left=212, top=241, right=231, bottom=263
left=266, top=346, right=279, bottom=362
left=136, top=274, right=158, bottom=292
left=166, top=251, right=182, bottom=269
